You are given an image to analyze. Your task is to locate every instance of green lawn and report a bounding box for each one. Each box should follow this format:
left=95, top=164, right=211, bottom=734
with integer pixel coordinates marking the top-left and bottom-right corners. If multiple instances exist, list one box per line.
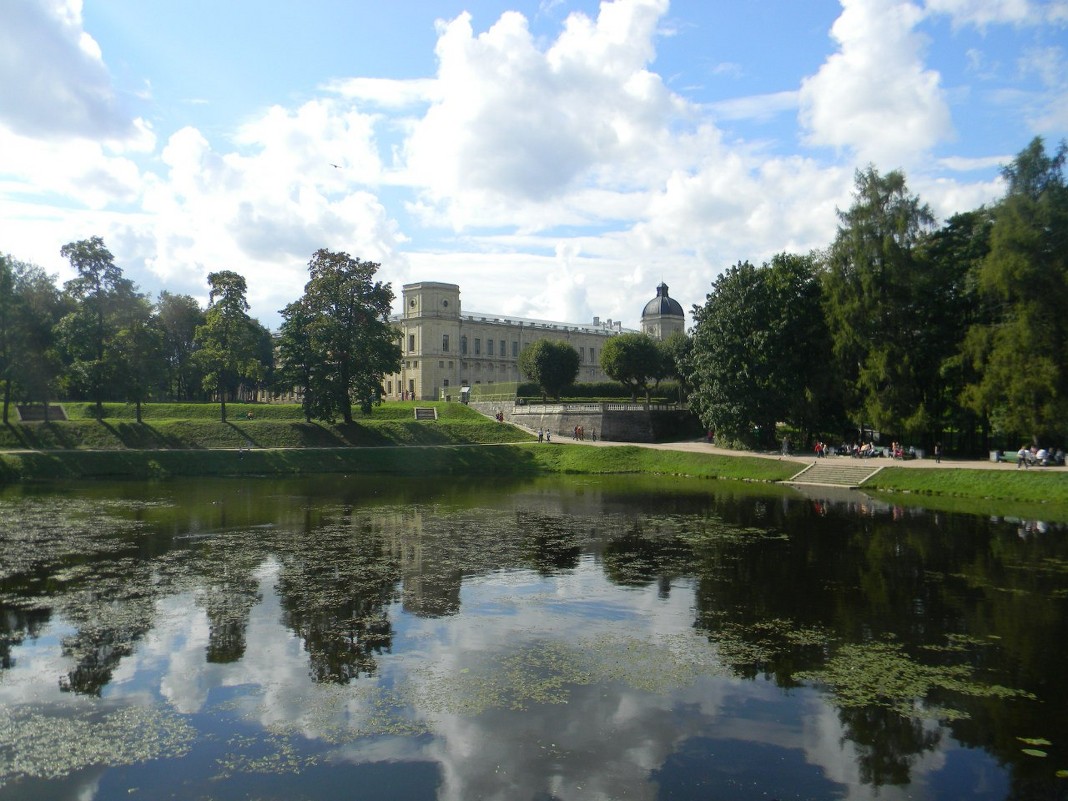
left=3, top=402, right=1067, bottom=510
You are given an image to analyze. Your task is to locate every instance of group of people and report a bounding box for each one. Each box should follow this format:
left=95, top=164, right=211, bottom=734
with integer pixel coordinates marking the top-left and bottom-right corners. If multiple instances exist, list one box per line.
left=812, top=440, right=889, bottom=458
left=572, top=425, right=596, bottom=441
left=1016, top=445, right=1066, bottom=468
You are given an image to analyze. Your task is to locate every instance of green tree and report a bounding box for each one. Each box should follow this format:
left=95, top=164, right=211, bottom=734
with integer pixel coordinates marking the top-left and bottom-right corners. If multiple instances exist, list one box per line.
left=518, top=339, right=580, bottom=401
left=687, top=254, right=833, bottom=447
left=57, top=237, right=141, bottom=417
left=279, top=250, right=400, bottom=424
left=194, top=271, right=265, bottom=422
left=600, top=332, right=661, bottom=403
left=112, top=299, right=166, bottom=423
left=276, top=298, right=320, bottom=422
left=960, top=137, right=1068, bottom=442
left=823, top=167, right=937, bottom=440
left=156, top=292, right=206, bottom=401
left=0, top=255, right=15, bottom=423
left=657, top=331, right=691, bottom=402
left=5, top=262, right=66, bottom=421
left=918, top=209, right=994, bottom=452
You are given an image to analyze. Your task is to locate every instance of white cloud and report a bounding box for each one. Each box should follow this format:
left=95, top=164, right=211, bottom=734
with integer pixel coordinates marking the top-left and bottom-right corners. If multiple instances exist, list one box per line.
left=323, top=77, right=440, bottom=108
left=132, top=112, right=408, bottom=319
left=799, top=0, right=953, bottom=170
left=400, top=0, right=681, bottom=224
left=0, top=0, right=143, bottom=141
left=710, top=90, right=799, bottom=122
left=924, top=0, right=1036, bottom=26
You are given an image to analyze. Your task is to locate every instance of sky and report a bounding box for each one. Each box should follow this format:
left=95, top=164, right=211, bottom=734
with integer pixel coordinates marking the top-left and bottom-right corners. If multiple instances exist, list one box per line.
left=2, top=0, right=1067, bottom=331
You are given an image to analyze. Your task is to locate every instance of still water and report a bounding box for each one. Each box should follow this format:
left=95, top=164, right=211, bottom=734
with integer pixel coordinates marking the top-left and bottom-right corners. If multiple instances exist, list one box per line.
left=0, top=474, right=1065, bottom=801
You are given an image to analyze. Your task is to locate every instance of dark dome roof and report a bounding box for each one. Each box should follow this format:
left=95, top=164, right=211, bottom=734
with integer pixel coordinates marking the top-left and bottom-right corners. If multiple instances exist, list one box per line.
left=642, top=283, right=684, bottom=318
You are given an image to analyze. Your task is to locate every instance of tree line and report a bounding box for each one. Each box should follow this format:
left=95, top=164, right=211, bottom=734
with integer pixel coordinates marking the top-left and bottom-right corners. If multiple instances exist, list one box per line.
left=686, top=137, right=1067, bottom=453
left=519, top=137, right=1065, bottom=455
left=2, top=137, right=1062, bottom=451
left=0, top=243, right=400, bottom=424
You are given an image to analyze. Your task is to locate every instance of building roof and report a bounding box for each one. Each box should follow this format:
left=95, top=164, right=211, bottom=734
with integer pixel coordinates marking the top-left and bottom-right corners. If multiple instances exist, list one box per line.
left=642, top=283, right=684, bottom=319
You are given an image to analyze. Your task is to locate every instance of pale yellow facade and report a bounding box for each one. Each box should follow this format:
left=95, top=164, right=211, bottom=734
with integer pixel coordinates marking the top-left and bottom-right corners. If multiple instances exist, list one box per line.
left=385, top=282, right=638, bottom=401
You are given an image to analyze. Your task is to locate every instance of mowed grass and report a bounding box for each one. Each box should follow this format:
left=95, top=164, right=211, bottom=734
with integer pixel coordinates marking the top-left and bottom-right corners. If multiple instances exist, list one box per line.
left=0, top=442, right=800, bottom=484
left=864, top=465, right=1068, bottom=505
left=3, top=401, right=1067, bottom=508
left=0, top=402, right=530, bottom=451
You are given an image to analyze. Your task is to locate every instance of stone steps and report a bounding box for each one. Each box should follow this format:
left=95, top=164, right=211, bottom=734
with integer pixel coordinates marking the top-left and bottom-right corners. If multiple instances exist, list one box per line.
left=413, top=407, right=438, bottom=421
left=786, top=459, right=884, bottom=488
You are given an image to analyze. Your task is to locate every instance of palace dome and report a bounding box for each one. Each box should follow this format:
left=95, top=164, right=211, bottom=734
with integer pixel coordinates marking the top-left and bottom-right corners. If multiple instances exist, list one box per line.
left=642, top=283, right=684, bottom=319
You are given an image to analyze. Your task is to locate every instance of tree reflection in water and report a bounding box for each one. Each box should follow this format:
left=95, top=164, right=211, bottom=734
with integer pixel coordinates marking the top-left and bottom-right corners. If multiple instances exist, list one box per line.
left=0, top=476, right=1064, bottom=799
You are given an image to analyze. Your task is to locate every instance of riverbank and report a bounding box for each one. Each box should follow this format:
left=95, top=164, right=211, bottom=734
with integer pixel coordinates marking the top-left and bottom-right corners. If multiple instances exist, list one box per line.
left=2, top=402, right=1066, bottom=510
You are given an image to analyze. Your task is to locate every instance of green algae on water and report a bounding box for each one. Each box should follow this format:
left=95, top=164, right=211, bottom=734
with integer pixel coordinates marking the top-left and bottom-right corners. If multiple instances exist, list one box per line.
left=795, top=640, right=1035, bottom=721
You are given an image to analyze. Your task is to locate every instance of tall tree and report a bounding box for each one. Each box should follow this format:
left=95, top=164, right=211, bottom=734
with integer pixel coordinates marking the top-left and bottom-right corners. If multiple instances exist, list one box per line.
left=919, top=209, right=994, bottom=451
left=156, top=292, right=206, bottom=401
left=278, top=250, right=400, bottom=424
left=518, top=339, right=579, bottom=401
left=823, top=167, right=937, bottom=440
left=112, top=298, right=166, bottom=423
left=194, top=271, right=264, bottom=422
left=600, top=332, right=661, bottom=403
left=57, top=237, right=141, bottom=417
left=960, top=137, right=1068, bottom=442
left=276, top=298, right=320, bottom=422
left=0, top=255, right=15, bottom=423
left=687, top=254, right=834, bottom=448
left=657, top=331, right=692, bottom=402
left=5, top=262, right=66, bottom=421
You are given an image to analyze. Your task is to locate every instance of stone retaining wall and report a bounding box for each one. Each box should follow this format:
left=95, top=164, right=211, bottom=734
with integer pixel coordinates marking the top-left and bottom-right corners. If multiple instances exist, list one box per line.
left=468, top=401, right=698, bottom=443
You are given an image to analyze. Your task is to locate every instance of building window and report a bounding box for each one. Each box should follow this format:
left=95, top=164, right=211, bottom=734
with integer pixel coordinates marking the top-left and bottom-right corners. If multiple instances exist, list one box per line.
left=474, top=338, right=481, bottom=355
left=590, top=348, right=596, bottom=363
left=408, top=379, right=415, bottom=394
left=443, top=378, right=450, bottom=387
left=448, top=361, right=453, bottom=368
left=512, top=341, right=518, bottom=357
left=387, top=381, right=392, bottom=394
left=442, top=334, right=450, bottom=352
left=580, top=346, right=585, bottom=362
left=499, top=340, right=505, bottom=358
left=487, top=339, right=494, bottom=356
left=439, top=361, right=444, bottom=369
left=461, top=336, right=467, bottom=354
left=408, top=334, right=416, bottom=352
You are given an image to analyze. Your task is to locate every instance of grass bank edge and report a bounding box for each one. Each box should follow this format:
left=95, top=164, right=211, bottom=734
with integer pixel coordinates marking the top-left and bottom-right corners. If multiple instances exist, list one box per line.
left=0, top=444, right=798, bottom=484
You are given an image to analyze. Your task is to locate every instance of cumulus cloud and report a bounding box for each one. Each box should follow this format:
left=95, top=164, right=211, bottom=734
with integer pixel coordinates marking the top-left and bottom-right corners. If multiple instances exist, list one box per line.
left=401, top=0, right=682, bottom=223
left=924, top=0, right=1068, bottom=26
left=1, top=0, right=1049, bottom=330
left=799, top=0, right=953, bottom=170
left=0, top=0, right=142, bottom=141
left=137, top=113, right=408, bottom=318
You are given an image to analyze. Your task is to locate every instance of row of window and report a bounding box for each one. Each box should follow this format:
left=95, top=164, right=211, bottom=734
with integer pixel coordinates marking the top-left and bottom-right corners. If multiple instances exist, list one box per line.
left=406, top=333, right=595, bottom=363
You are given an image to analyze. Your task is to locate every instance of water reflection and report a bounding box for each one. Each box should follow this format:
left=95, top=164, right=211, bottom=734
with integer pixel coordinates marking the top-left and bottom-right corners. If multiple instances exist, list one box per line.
left=0, top=476, right=1065, bottom=800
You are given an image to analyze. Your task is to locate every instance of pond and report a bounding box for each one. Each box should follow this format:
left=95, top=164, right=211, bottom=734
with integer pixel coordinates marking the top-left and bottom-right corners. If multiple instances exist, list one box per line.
left=0, top=474, right=1066, bottom=801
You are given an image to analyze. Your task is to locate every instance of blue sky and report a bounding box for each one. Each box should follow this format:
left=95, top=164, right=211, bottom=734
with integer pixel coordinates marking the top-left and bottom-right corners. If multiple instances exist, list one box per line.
left=2, top=0, right=1066, bottom=329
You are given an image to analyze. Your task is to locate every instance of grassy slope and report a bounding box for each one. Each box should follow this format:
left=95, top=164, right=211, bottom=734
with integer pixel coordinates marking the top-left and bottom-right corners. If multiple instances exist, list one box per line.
left=2, top=402, right=1067, bottom=508
left=0, top=402, right=529, bottom=450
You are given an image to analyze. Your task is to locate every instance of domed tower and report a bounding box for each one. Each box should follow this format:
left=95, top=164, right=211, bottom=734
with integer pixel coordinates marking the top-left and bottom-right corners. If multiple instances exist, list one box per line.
left=641, top=282, right=685, bottom=340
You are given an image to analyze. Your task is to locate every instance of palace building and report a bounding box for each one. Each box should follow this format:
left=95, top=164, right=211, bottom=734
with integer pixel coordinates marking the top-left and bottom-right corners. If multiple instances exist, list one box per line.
left=384, top=281, right=686, bottom=401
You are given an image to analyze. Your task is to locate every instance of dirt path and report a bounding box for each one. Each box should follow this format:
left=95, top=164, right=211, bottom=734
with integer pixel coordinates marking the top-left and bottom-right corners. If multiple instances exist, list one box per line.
left=539, top=432, right=1048, bottom=472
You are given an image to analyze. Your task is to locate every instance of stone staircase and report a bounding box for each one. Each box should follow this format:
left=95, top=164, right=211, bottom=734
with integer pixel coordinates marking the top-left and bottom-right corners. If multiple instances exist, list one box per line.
left=786, top=459, right=883, bottom=488
left=413, top=407, right=438, bottom=421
